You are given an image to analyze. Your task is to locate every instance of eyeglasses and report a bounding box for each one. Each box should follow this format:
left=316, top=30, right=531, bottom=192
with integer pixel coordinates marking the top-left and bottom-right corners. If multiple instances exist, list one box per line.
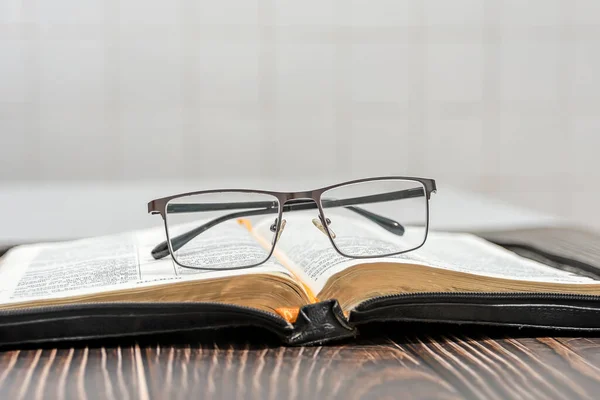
left=147, top=177, right=436, bottom=271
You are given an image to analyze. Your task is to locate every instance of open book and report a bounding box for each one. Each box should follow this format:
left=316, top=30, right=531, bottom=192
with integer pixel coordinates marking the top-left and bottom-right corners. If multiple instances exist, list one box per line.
left=1, top=211, right=599, bottom=327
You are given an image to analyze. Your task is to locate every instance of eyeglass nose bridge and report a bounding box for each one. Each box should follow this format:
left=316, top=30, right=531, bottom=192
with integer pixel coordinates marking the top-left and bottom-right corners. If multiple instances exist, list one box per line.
left=279, top=194, right=324, bottom=214
left=280, top=190, right=321, bottom=203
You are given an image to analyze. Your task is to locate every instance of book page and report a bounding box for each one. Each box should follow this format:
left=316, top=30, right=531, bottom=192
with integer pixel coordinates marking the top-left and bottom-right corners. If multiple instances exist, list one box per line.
left=253, top=212, right=594, bottom=294
left=253, top=212, right=379, bottom=294
left=0, top=220, right=292, bottom=305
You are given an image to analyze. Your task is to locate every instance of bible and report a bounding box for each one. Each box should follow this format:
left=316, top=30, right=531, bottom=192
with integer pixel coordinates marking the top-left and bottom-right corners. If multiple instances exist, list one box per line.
left=2, top=212, right=600, bottom=346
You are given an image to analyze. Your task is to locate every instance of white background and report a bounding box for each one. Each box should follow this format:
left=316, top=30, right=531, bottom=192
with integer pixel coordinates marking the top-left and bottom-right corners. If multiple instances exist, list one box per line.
left=1, top=1, right=599, bottom=229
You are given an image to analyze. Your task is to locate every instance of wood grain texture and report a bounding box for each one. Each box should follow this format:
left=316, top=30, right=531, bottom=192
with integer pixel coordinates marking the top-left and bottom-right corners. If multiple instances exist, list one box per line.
left=2, top=228, right=600, bottom=399
left=2, top=325, right=600, bottom=400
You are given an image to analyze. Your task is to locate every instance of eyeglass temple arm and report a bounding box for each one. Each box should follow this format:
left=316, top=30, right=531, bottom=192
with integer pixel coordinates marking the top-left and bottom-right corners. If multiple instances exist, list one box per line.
left=151, top=188, right=424, bottom=260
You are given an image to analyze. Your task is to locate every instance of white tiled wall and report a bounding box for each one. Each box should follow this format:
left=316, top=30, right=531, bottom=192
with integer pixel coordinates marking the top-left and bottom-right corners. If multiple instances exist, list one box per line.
left=1, top=0, right=599, bottom=229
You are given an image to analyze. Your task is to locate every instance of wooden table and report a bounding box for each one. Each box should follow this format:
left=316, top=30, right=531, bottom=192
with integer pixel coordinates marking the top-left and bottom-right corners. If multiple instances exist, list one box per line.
left=2, top=227, right=600, bottom=399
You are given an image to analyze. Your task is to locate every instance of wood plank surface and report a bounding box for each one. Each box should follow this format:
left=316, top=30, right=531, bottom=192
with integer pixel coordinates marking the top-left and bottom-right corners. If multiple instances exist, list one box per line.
left=2, top=324, right=600, bottom=400
left=3, top=227, right=600, bottom=399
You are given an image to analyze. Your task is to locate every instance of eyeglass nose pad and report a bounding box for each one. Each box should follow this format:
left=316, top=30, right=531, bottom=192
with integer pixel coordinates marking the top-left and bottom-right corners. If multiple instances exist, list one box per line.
left=311, top=216, right=336, bottom=239
left=270, top=218, right=286, bottom=245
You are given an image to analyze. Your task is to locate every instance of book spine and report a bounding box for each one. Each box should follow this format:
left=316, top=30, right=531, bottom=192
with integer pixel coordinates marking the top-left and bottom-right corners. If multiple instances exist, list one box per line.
left=286, top=300, right=356, bottom=346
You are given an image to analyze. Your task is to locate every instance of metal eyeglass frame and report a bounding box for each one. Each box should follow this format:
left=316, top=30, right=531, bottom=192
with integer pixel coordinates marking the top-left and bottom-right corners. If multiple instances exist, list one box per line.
left=147, top=176, right=437, bottom=271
